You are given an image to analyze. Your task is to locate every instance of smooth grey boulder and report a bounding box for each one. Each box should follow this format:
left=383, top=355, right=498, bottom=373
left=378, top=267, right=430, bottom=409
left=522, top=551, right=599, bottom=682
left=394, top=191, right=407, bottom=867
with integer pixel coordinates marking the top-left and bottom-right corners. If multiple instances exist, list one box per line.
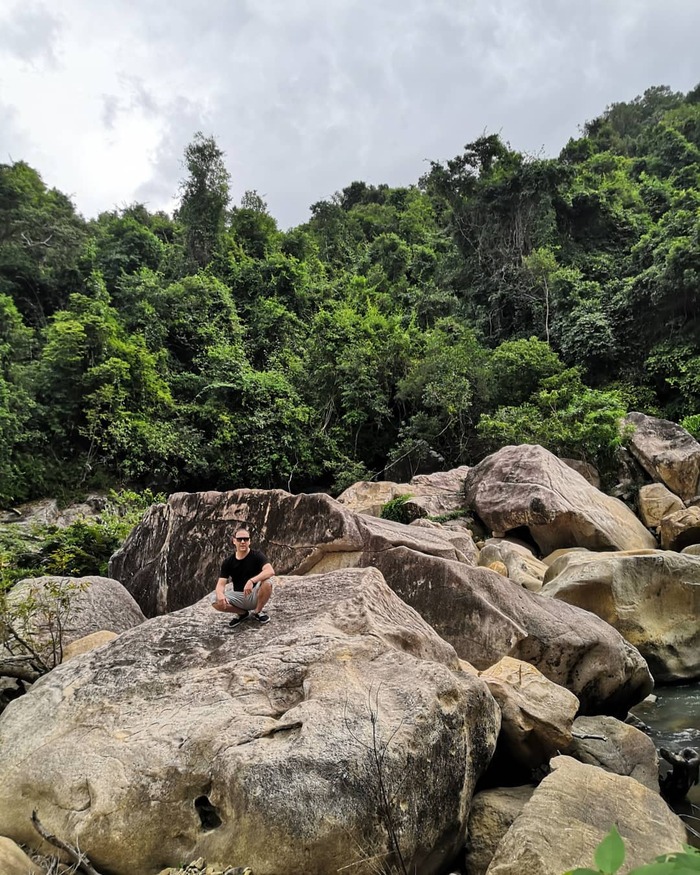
left=541, top=550, right=700, bottom=682
left=464, top=445, right=656, bottom=554
left=109, top=490, right=473, bottom=616
left=625, top=411, right=700, bottom=502
left=485, top=756, right=686, bottom=875
left=110, top=490, right=653, bottom=715
left=566, top=715, right=659, bottom=791
left=1, top=576, right=146, bottom=681
left=19, top=575, right=146, bottom=642
left=335, top=479, right=411, bottom=516
left=0, top=567, right=501, bottom=875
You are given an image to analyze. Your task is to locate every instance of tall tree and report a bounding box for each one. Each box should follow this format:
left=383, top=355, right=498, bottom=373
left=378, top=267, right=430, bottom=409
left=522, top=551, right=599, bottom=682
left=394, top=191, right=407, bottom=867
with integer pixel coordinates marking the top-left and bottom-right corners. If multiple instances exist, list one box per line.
left=176, top=133, right=230, bottom=269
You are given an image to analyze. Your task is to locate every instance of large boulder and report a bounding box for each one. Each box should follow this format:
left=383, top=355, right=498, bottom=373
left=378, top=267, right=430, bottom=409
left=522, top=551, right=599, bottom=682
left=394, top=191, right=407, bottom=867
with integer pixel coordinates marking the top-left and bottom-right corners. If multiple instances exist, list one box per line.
left=624, top=411, right=700, bottom=502
left=541, top=550, right=700, bottom=682
left=17, top=575, right=147, bottom=642
left=480, top=657, right=579, bottom=771
left=485, top=756, right=687, bottom=875
left=109, top=490, right=474, bottom=616
left=404, top=466, right=471, bottom=519
left=334, top=480, right=411, bottom=516
left=566, top=715, right=659, bottom=792
left=464, top=445, right=656, bottom=554
left=637, top=483, right=684, bottom=529
left=658, top=505, right=700, bottom=550
left=110, top=490, right=653, bottom=715
left=0, top=567, right=501, bottom=875
left=336, top=466, right=470, bottom=519
left=1, top=576, right=146, bottom=681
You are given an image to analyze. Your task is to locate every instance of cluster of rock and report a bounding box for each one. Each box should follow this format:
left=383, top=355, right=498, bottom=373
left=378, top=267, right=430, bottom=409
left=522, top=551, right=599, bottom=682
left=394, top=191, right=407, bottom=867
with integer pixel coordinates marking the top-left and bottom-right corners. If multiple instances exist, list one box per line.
left=0, top=412, right=697, bottom=874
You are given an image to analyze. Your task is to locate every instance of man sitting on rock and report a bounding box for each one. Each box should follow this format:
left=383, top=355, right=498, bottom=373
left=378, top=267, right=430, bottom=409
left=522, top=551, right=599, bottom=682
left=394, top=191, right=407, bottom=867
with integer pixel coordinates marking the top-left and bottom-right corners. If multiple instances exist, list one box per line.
left=211, top=526, right=275, bottom=626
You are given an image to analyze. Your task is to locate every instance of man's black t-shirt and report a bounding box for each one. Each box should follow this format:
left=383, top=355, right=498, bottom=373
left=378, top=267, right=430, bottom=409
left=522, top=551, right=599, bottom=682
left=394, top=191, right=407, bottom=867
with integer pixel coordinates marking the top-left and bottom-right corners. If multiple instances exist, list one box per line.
left=220, top=549, right=268, bottom=592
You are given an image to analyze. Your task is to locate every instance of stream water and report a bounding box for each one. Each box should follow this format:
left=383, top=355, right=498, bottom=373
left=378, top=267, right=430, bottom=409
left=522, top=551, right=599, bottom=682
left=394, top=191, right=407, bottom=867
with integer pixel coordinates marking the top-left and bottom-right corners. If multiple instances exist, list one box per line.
left=630, top=683, right=700, bottom=843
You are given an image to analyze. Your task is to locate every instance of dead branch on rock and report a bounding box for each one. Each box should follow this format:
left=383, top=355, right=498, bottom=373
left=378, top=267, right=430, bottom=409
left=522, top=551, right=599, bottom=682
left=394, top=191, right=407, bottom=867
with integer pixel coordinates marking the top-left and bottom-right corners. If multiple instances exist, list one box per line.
left=31, top=810, right=103, bottom=875
left=344, top=685, right=409, bottom=875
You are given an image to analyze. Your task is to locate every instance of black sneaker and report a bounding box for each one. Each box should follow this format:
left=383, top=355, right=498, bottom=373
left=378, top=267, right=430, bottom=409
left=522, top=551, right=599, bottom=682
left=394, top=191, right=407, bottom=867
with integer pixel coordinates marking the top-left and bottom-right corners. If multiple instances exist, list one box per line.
left=250, top=611, right=270, bottom=624
left=228, top=611, right=249, bottom=627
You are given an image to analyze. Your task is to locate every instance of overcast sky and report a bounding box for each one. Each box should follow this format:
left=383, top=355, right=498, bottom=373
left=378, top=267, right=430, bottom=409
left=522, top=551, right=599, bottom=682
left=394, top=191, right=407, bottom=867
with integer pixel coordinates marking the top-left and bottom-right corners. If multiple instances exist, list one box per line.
left=1, top=0, right=698, bottom=229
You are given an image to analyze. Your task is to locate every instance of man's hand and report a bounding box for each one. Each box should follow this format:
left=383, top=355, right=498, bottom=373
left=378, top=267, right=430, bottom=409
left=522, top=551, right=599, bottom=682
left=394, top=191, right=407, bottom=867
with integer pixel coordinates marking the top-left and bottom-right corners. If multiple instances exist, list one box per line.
left=243, top=579, right=254, bottom=595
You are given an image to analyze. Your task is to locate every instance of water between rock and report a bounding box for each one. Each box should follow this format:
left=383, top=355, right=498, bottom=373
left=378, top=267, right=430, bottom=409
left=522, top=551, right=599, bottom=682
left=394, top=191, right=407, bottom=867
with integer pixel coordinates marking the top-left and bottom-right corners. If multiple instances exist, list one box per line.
left=631, top=682, right=700, bottom=844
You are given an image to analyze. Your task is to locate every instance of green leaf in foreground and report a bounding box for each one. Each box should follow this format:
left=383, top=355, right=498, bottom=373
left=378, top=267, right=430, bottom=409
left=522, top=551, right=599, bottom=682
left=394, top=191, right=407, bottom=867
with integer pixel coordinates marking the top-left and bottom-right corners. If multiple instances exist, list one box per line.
left=594, top=825, right=626, bottom=875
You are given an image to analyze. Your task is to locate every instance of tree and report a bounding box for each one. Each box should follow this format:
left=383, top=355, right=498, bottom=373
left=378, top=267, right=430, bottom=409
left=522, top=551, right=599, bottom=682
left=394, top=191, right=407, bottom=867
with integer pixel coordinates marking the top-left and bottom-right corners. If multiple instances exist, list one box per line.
left=177, top=133, right=230, bottom=269
left=0, top=161, right=88, bottom=325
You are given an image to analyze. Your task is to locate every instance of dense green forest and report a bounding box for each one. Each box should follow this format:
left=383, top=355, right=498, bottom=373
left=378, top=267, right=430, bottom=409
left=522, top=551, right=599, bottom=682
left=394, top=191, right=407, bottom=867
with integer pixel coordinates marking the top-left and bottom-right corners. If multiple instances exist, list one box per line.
left=1, top=83, right=699, bottom=507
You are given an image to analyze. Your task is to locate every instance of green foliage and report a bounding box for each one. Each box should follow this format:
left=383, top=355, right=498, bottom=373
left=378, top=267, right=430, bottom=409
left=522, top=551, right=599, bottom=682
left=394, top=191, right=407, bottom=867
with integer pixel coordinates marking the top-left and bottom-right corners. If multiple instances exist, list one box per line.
left=478, top=368, right=628, bottom=480
left=563, top=825, right=700, bottom=875
left=489, top=337, right=564, bottom=407
left=0, top=575, right=88, bottom=680
left=379, top=494, right=412, bottom=524
left=0, top=489, right=163, bottom=590
left=1, top=84, right=700, bottom=501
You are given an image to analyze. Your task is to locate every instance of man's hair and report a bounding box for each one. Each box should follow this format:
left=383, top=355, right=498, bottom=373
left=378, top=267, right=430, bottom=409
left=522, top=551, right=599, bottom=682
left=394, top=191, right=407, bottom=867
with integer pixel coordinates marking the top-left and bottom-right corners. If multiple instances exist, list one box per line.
left=234, top=525, right=251, bottom=537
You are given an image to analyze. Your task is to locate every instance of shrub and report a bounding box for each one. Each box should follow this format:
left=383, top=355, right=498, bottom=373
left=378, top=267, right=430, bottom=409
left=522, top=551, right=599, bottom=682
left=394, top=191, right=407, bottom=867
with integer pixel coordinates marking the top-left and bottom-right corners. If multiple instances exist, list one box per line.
left=380, top=494, right=412, bottom=523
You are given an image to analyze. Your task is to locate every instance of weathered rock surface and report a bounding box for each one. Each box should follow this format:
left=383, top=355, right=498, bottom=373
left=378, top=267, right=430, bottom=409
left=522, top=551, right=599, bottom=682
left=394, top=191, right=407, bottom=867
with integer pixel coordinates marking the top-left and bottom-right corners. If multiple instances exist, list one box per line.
left=334, top=479, right=411, bottom=516
left=110, top=490, right=653, bottom=714
left=560, top=458, right=601, bottom=489
left=0, top=837, right=42, bottom=875
left=480, top=657, right=579, bottom=770
left=0, top=567, right=500, bottom=875
left=485, top=756, right=687, bottom=875
left=566, top=715, right=659, bottom=791
left=0, top=494, right=107, bottom=528
left=541, top=551, right=700, bottom=682
left=336, top=466, right=470, bottom=519
left=625, top=411, right=700, bottom=502
left=464, top=445, right=656, bottom=554
left=659, top=505, right=700, bottom=550
left=409, top=518, right=479, bottom=564
left=637, top=483, right=684, bottom=529
left=478, top=539, right=547, bottom=591
left=109, top=490, right=473, bottom=616
left=464, top=786, right=535, bottom=875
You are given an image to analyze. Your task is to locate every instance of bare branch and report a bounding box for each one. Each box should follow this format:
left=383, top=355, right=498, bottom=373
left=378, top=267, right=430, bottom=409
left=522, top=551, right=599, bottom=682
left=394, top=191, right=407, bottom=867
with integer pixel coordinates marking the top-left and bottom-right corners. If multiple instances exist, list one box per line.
left=31, top=810, right=103, bottom=875
left=20, top=231, right=54, bottom=247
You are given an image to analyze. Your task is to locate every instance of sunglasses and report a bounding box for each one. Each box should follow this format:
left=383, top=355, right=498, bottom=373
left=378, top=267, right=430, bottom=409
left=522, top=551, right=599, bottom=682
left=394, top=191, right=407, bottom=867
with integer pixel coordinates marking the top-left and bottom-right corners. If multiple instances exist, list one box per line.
left=235, top=536, right=250, bottom=542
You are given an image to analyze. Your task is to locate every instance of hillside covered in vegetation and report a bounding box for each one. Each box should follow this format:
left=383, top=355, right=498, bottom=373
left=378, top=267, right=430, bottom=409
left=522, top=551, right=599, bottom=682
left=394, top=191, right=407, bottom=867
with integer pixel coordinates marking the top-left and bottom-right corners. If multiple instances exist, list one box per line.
left=1, top=83, right=699, bottom=505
